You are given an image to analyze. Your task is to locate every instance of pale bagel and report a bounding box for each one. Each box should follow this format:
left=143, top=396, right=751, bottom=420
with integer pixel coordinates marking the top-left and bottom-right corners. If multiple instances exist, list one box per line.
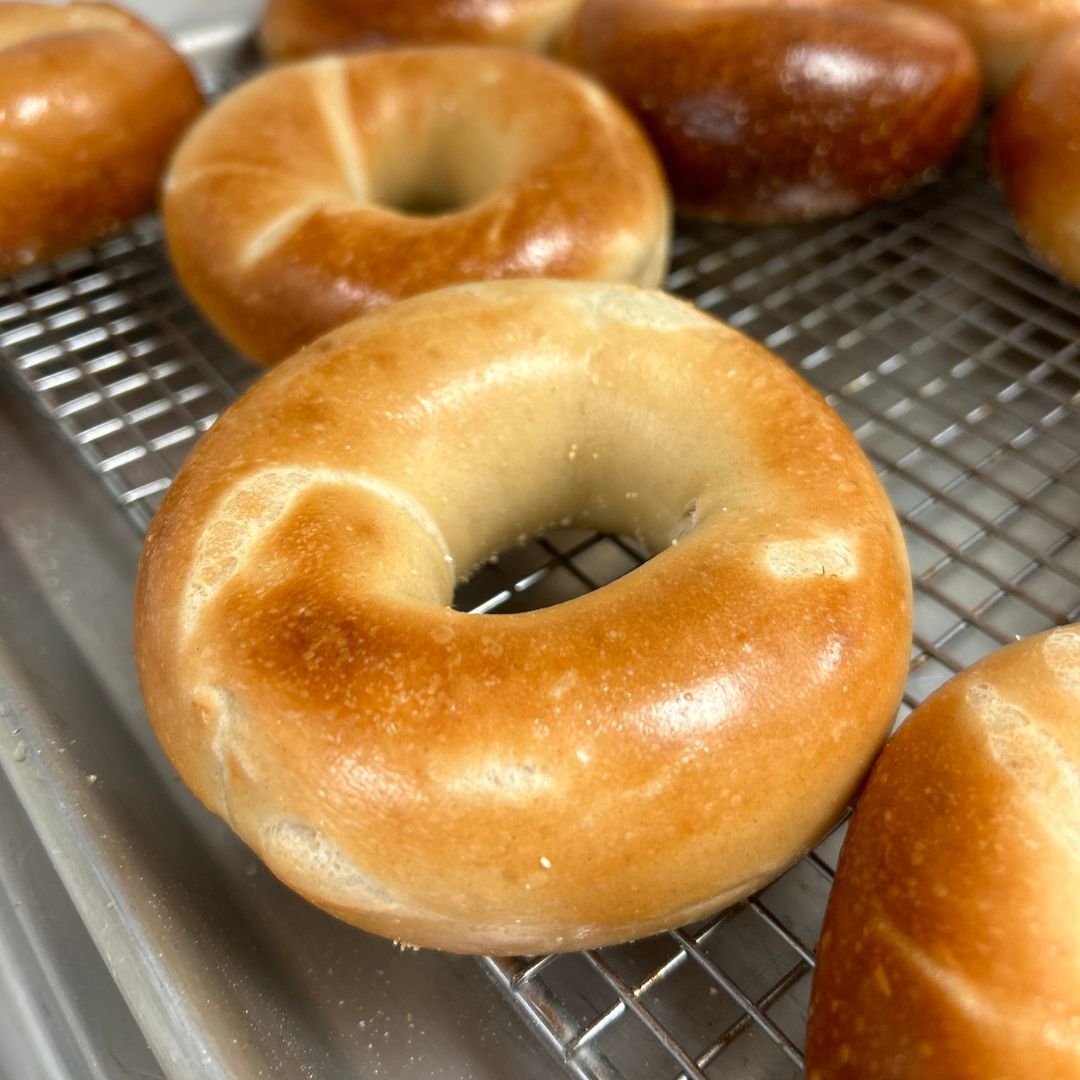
left=135, top=280, right=912, bottom=955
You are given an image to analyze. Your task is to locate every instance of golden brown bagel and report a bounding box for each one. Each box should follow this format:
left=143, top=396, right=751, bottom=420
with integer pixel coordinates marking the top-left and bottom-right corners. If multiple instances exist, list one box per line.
left=991, top=26, right=1080, bottom=289
left=261, top=0, right=580, bottom=60
left=561, top=0, right=980, bottom=223
left=0, top=1, right=202, bottom=275
left=901, top=0, right=1080, bottom=96
left=135, top=279, right=912, bottom=955
left=807, top=625, right=1080, bottom=1079
left=163, top=47, right=671, bottom=366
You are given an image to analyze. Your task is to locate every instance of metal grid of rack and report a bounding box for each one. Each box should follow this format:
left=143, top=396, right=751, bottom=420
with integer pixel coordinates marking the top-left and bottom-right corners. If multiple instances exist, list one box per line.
left=2, top=104, right=1080, bottom=1079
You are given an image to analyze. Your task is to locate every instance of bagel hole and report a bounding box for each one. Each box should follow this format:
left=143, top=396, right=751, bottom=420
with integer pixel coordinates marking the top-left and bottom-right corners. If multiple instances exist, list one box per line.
left=384, top=183, right=470, bottom=218
left=372, top=156, right=498, bottom=218
left=367, top=106, right=515, bottom=219
left=454, top=528, right=652, bottom=615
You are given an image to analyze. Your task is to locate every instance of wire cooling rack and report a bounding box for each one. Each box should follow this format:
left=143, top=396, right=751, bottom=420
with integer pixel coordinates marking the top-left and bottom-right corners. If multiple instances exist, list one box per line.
left=3, top=91, right=1080, bottom=1078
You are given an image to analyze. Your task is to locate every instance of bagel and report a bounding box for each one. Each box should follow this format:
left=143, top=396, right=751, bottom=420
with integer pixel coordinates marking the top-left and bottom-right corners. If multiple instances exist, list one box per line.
left=0, top=1, right=202, bottom=275
left=261, top=0, right=580, bottom=60
left=560, top=0, right=980, bottom=222
left=806, top=625, right=1080, bottom=1078
left=901, top=0, right=1080, bottom=96
left=135, top=279, right=913, bottom=955
left=991, top=26, right=1080, bottom=289
left=163, top=47, right=671, bottom=366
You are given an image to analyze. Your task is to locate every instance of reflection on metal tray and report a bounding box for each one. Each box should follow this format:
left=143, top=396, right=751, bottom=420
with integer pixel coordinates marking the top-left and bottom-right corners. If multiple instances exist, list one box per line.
left=2, top=25, right=1080, bottom=1080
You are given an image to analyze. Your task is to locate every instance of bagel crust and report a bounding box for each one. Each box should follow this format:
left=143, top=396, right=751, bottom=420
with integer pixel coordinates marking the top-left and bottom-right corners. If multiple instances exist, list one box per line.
left=135, top=280, right=912, bottom=955
left=807, top=626, right=1080, bottom=1079
left=561, top=0, right=979, bottom=223
left=0, top=1, right=202, bottom=274
left=261, top=0, right=580, bottom=60
left=163, top=48, right=671, bottom=365
left=991, top=26, right=1080, bottom=289
left=901, top=0, right=1080, bottom=96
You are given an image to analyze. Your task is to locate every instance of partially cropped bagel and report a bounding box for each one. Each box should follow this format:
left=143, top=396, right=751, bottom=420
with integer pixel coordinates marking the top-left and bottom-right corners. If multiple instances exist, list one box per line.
left=807, top=625, right=1080, bottom=1078
left=0, top=1, right=202, bottom=274
left=991, top=26, right=1080, bottom=289
left=163, top=48, right=671, bottom=365
left=901, top=0, right=1080, bottom=96
left=561, top=0, right=980, bottom=222
left=135, top=279, right=912, bottom=955
left=261, top=0, right=580, bottom=60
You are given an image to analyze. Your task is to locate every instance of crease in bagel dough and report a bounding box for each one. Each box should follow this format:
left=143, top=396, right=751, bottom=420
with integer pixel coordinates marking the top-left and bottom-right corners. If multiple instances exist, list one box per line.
left=162, top=160, right=320, bottom=196
left=240, top=198, right=338, bottom=269
left=262, top=816, right=411, bottom=913
left=204, top=684, right=252, bottom=776
left=435, top=759, right=557, bottom=798
left=309, top=56, right=368, bottom=201
left=967, top=682, right=1080, bottom=858
left=875, top=913, right=1080, bottom=1053
left=763, top=535, right=856, bottom=579
left=193, top=682, right=253, bottom=826
left=182, top=466, right=454, bottom=639
left=1044, top=625, right=1080, bottom=697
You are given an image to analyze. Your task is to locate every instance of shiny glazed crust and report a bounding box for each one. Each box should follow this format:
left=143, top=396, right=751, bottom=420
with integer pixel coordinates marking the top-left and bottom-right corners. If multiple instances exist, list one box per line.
left=806, top=626, right=1080, bottom=1078
left=162, top=48, right=671, bottom=366
left=261, top=0, right=580, bottom=59
left=991, top=26, right=1080, bottom=289
left=900, top=0, right=1080, bottom=96
left=0, top=1, right=202, bottom=275
left=560, top=0, right=980, bottom=223
left=134, top=279, right=913, bottom=955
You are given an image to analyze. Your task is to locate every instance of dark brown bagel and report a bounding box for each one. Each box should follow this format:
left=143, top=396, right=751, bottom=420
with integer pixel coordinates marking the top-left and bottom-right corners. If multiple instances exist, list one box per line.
left=561, top=0, right=981, bottom=222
